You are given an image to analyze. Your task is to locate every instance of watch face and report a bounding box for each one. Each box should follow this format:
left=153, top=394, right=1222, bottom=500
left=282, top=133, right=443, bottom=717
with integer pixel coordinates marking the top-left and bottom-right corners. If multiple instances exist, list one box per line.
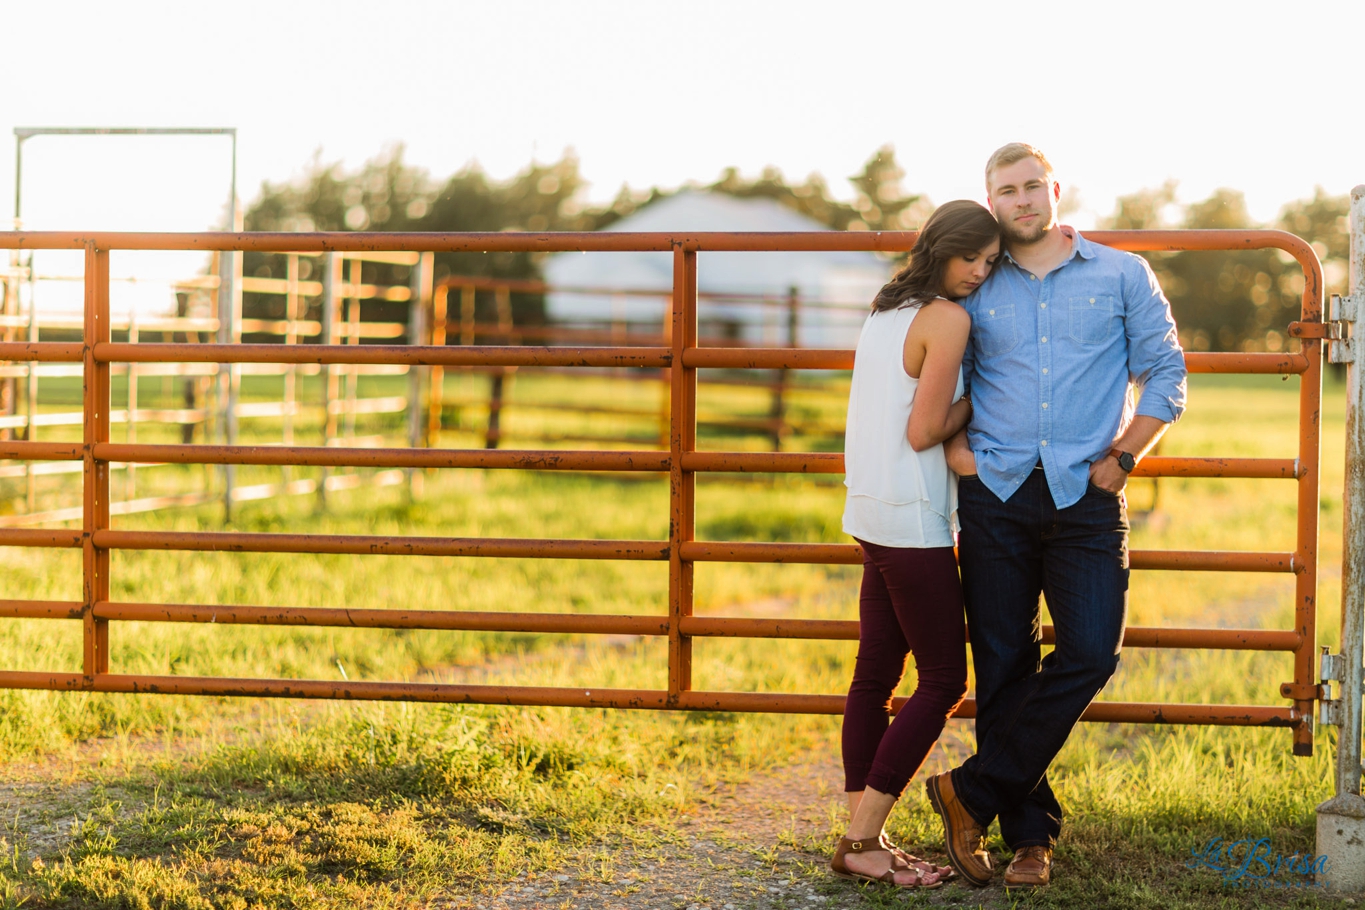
left=1118, top=452, right=1136, bottom=472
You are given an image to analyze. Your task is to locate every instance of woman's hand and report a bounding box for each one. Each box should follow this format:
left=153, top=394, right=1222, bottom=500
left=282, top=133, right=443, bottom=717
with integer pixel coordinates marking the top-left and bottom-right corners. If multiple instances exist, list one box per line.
left=945, top=427, right=977, bottom=476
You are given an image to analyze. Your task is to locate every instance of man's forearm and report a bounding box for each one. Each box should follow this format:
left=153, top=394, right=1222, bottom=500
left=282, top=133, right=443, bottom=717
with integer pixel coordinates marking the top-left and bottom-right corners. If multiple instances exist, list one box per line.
left=1113, top=414, right=1169, bottom=459
left=1089, top=414, right=1170, bottom=492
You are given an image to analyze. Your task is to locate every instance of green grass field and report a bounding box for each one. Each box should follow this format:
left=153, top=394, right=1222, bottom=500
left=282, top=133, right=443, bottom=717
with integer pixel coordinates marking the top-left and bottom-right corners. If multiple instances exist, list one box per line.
left=0, top=368, right=1353, bottom=908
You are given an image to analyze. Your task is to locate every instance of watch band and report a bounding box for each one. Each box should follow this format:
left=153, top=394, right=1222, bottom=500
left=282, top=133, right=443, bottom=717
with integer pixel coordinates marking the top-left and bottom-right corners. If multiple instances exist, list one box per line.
left=1108, top=448, right=1136, bottom=472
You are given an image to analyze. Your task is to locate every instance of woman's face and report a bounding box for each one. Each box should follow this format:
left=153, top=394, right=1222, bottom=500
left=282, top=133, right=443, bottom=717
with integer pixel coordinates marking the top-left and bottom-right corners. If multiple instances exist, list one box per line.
left=941, top=239, right=1001, bottom=299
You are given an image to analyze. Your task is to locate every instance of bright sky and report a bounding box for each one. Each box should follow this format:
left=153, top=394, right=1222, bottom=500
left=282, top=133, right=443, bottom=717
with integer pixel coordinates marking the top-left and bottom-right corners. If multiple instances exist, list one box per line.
left=4, top=0, right=1362, bottom=238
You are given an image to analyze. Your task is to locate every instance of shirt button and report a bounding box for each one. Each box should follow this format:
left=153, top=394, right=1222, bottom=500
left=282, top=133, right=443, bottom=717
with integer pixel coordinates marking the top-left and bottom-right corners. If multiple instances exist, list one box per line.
left=989, top=309, right=995, bottom=315
left=1041, top=336, right=1048, bottom=343
left=1042, top=368, right=1049, bottom=374
left=1089, top=298, right=1096, bottom=303
left=1042, top=403, right=1049, bottom=409
left=1030, top=275, right=1037, bottom=281
left=1041, top=440, right=1049, bottom=446
left=1040, top=303, right=1047, bottom=309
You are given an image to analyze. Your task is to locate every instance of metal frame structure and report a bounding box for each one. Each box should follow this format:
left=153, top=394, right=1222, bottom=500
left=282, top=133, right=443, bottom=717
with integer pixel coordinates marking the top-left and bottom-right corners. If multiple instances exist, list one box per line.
left=0, top=228, right=1326, bottom=757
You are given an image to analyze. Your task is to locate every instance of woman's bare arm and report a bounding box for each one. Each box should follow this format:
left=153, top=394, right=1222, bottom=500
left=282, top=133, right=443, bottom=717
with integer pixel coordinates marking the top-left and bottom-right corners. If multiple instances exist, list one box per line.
left=944, top=426, right=977, bottom=475
left=905, top=300, right=972, bottom=452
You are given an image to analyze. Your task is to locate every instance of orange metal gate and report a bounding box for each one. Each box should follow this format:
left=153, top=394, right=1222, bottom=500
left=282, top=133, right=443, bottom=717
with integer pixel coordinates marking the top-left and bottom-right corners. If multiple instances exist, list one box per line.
left=0, top=229, right=1325, bottom=756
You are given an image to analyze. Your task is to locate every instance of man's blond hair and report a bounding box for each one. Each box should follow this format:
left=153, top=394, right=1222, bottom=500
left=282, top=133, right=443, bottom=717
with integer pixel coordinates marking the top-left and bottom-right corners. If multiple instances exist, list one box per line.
left=985, top=142, right=1054, bottom=189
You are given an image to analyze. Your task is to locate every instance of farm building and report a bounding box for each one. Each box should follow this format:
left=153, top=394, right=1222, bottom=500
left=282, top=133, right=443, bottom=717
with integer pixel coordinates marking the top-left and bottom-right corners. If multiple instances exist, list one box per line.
left=543, top=190, right=892, bottom=348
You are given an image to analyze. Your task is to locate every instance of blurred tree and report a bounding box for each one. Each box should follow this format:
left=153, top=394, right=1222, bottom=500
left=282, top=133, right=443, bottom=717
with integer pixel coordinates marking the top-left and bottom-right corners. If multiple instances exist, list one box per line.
left=241, top=144, right=930, bottom=332
left=1104, top=180, right=1178, bottom=230
left=1164, top=189, right=1300, bottom=352
left=702, top=145, right=926, bottom=232
left=1101, top=185, right=1318, bottom=353
left=243, top=147, right=596, bottom=328
left=1276, top=187, right=1351, bottom=299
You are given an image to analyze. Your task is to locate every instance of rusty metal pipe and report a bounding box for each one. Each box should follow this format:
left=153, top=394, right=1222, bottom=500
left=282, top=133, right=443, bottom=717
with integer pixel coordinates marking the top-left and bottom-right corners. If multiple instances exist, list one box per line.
left=92, top=601, right=671, bottom=635
left=93, top=529, right=669, bottom=560
left=95, top=443, right=671, bottom=472
left=0, top=600, right=84, bottom=619
left=681, top=348, right=1309, bottom=374
left=0, top=342, right=84, bottom=362
left=0, top=529, right=83, bottom=548
left=678, top=616, right=1300, bottom=650
left=0, top=669, right=1300, bottom=727
left=95, top=343, right=671, bottom=369
left=678, top=541, right=1294, bottom=572
left=0, top=227, right=1316, bottom=259
left=0, top=442, right=83, bottom=461
left=679, top=452, right=1298, bottom=479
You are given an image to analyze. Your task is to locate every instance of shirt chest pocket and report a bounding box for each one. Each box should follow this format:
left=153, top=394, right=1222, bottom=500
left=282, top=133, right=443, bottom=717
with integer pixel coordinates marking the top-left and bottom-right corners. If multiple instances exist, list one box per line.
left=975, top=304, right=1018, bottom=356
left=1067, top=295, right=1118, bottom=344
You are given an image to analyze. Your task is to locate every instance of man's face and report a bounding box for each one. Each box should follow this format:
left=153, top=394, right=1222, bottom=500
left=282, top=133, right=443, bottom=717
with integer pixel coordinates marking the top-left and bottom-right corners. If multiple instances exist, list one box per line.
left=987, top=157, right=1060, bottom=245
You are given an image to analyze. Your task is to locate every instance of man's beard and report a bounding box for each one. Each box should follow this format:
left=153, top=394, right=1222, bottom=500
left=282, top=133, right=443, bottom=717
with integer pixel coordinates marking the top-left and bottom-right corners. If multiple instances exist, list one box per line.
left=1001, top=210, right=1052, bottom=245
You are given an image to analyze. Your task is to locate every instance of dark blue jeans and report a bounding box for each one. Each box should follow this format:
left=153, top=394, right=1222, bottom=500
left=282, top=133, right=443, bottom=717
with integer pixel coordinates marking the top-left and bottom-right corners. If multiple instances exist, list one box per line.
left=951, top=470, right=1129, bottom=849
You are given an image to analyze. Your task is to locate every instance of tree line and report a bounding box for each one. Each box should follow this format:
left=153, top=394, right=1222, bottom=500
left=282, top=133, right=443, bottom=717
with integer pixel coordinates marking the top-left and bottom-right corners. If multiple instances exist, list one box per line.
left=243, top=147, right=1350, bottom=352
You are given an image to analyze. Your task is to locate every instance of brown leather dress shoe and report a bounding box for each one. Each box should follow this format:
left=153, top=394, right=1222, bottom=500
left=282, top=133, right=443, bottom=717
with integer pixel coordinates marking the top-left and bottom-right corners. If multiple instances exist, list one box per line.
left=924, top=771, right=993, bottom=887
left=1003, top=845, right=1053, bottom=889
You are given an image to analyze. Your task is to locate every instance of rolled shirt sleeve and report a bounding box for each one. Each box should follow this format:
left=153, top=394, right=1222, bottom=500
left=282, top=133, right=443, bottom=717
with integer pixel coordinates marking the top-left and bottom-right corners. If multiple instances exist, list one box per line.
left=1125, top=256, right=1187, bottom=424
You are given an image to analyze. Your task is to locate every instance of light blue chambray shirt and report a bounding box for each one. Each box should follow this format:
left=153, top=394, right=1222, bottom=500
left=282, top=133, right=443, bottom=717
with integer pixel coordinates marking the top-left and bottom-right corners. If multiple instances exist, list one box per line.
left=961, top=227, right=1187, bottom=509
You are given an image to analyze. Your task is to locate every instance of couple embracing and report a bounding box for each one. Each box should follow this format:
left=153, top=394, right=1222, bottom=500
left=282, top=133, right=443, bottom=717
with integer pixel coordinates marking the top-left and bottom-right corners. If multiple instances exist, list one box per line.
left=832, top=143, right=1188, bottom=890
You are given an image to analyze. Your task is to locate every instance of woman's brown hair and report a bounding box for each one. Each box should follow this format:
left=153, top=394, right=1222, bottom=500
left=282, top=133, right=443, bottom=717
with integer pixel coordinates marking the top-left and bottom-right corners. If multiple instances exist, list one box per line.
left=871, top=200, right=1001, bottom=311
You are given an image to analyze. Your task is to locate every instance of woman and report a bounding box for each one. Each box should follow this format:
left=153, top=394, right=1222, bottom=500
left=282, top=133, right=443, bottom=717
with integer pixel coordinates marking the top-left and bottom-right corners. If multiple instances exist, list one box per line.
left=831, top=200, right=1001, bottom=889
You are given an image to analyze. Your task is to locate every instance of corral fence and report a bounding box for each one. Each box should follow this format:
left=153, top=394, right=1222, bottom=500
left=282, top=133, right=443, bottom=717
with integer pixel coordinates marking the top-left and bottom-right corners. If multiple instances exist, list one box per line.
left=0, top=229, right=1325, bottom=757
left=428, top=274, right=857, bottom=452
left=0, top=248, right=427, bottom=524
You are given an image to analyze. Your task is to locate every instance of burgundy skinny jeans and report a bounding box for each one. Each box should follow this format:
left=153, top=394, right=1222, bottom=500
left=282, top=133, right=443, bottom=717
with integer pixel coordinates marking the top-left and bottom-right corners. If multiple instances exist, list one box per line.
left=842, top=539, right=968, bottom=798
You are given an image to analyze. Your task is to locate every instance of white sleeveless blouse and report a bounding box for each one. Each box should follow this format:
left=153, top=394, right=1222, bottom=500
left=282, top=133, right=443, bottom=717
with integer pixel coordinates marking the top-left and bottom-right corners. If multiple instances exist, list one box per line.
left=842, top=303, right=962, bottom=548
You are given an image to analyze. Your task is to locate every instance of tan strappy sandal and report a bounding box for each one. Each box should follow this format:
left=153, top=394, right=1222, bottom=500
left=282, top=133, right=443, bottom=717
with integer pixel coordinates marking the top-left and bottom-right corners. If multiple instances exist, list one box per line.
left=879, top=833, right=957, bottom=882
left=830, top=836, right=944, bottom=889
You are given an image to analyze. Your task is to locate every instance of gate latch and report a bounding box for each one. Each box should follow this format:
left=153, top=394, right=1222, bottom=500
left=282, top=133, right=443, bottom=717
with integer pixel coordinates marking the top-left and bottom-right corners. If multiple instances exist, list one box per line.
left=1328, top=294, right=1361, bottom=364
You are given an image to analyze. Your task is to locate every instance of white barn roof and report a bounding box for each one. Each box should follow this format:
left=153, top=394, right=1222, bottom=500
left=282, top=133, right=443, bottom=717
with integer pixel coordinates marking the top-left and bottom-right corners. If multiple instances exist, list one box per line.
left=543, top=190, right=889, bottom=348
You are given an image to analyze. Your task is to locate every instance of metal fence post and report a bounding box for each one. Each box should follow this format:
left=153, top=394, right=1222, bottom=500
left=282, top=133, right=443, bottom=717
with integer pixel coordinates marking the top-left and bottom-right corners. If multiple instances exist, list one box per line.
left=666, top=245, right=697, bottom=704
left=82, top=243, right=110, bottom=676
left=1317, top=185, right=1365, bottom=890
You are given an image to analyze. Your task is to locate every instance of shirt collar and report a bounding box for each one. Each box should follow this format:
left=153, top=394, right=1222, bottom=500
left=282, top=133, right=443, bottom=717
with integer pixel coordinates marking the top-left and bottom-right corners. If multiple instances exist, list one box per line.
left=1002, top=224, right=1095, bottom=269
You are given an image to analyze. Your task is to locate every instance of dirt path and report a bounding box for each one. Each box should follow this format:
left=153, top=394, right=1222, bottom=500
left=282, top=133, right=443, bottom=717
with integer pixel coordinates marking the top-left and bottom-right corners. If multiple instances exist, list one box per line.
left=453, top=731, right=1018, bottom=910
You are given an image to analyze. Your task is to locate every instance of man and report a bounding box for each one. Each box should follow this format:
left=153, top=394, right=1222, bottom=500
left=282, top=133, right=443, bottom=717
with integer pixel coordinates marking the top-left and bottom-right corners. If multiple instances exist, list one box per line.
left=927, top=143, right=1187, bottom=889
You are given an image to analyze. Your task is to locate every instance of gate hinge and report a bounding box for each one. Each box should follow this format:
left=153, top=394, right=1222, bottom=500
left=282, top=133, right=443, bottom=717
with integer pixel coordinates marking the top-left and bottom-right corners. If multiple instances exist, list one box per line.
left=1316, top=648, right=1352, bottom=726
left=1326, top=294, right=1362, bottom=364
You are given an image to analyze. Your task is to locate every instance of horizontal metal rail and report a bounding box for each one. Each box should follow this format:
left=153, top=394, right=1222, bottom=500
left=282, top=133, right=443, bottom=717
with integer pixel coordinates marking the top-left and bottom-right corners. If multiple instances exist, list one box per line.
left=0, top=343, right=1306, bottom=380
left=51, top=529, right=1292, bottom=575
left=0, top=228, right=1322, bottom=261
left=92, top=602, right=671, bottom=635
left=0, top=600, right=84, bottom=620
left=94, top=343, right=672, bottom=368
left=0, top=529, right=83, bottom=548
left=0, top=670, right=1299, bottom=727
left=92, top=530, right=668, bottom=560
left=94, top=444, right=672, bottom=472
left=678, top=541, right=1296, bottom=572
left=54, top=601, right=1297, bottom=652
left=64, top=445, right=1299, bottom=481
